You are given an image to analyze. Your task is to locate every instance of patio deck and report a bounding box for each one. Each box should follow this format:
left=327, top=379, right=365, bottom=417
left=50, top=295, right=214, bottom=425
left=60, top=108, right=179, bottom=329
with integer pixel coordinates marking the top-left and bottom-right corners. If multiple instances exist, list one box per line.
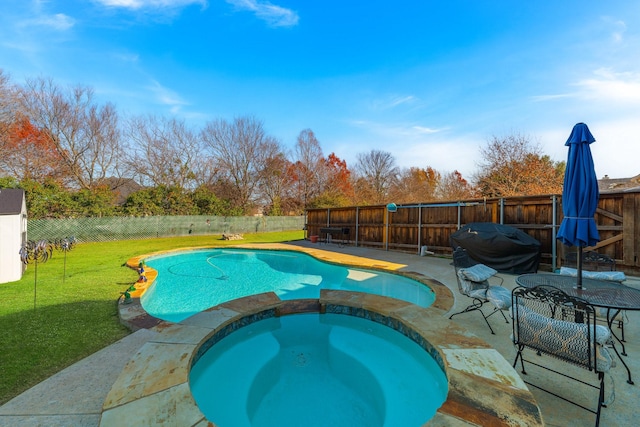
left=1, top=240, right=638, bottom=426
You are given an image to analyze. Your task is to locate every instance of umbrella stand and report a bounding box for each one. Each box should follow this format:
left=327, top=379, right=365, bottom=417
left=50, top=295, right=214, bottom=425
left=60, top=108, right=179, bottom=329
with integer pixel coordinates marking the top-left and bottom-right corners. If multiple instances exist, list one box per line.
left=576, top=246, right=583, bottom=289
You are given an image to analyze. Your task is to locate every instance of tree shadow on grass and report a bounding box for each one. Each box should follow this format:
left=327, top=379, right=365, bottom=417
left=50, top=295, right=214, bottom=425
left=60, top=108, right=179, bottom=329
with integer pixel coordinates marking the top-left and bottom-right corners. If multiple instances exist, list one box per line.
left=0, top=299, right=130, bottom=405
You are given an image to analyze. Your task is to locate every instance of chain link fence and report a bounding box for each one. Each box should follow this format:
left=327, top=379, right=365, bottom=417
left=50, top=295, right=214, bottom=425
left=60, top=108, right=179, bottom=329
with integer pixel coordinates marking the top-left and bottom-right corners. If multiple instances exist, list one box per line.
left=27, top=215, right=305, bottom=243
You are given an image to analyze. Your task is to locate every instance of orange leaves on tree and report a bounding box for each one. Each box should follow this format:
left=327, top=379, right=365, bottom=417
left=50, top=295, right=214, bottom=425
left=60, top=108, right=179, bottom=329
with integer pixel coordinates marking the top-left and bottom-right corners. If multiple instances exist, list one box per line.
left=1, top=114, right=62, bottom=182
left=325, top=152, right=353, bottom=197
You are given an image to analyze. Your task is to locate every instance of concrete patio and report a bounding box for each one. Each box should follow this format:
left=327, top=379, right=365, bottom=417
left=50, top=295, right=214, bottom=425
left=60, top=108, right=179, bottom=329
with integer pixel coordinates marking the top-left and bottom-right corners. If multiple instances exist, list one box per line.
left=1, top=241, right=638, bottom=426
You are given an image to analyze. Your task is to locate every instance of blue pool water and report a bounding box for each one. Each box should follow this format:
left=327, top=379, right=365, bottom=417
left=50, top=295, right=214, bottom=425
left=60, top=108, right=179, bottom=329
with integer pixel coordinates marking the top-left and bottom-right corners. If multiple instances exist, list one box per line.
left=189, top=313, right=448, bottom=427
left=142, top=249, right=435, bottom=322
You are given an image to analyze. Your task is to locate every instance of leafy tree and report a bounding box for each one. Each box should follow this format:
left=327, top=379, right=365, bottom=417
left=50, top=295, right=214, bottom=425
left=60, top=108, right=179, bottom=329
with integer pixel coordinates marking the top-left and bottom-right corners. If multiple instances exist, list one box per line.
left=474, top=133, right=564, bottom=197
left=71, top=185, right=116, bottom=217
left=121, top=189, right=165, bottom=216
left=436, top=170, right=476, bottom=200
left=0, top=114, right=63, bottom=182
left=122, top=186, right=197, bottom=216
left=191, top=185, right=239, bottom=216
left=308, top=153, right=354, bottom=208
left=325, top=153, right=353, bottom=198
left=0, top=176, right=19, bottom=189
left=391, top=166, right=440, bottom=203
left=20, top=178, right=75, bottom=218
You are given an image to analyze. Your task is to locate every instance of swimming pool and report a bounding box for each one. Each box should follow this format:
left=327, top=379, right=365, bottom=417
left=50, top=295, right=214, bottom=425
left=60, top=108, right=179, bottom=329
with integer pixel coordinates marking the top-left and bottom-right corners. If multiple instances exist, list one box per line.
left=142, top=248, right=436, bottom=322
left=190, top=312, right=448, bottom=427
left=102, top=246, right=543, bottom=426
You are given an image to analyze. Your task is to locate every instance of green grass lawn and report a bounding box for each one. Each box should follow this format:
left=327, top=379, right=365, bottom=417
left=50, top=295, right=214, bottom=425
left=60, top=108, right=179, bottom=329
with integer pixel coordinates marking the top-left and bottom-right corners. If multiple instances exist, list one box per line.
left=0, top=230, right=304, bottom=405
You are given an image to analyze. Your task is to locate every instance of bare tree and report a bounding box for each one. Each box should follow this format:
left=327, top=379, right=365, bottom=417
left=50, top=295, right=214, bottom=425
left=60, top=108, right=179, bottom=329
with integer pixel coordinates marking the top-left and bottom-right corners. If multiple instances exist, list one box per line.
left=0, top=69, right=17, bottom=177
left=17, top=77, right=123, bottom=189
left=201, top=116, right=281, bottom=214
left=291, top=129, right=325, bottom=209
left=0, top=69, right=15, bottom=126
left=258, top=152, right=295, bottom=215
left=124, top=115, right=202, bottom=189
left=353, top=149, right=399, bottom=204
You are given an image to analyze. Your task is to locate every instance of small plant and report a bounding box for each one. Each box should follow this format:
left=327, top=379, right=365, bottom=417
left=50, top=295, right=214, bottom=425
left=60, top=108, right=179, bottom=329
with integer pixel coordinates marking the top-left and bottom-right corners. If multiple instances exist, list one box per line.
left=120, top=289, right=132, bottom=304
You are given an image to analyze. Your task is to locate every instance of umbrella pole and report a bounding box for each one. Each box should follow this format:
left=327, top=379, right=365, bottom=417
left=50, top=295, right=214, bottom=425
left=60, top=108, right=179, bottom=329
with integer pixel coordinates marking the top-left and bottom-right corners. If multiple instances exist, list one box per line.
left=577, top=246, right=583, bottom=289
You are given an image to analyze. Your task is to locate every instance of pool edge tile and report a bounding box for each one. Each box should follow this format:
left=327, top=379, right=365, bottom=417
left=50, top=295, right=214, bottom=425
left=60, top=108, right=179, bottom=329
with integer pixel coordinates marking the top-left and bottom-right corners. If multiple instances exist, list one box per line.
left=102, top=342, right=195, bottom=410
left=100, top=382, right=205, bottom=427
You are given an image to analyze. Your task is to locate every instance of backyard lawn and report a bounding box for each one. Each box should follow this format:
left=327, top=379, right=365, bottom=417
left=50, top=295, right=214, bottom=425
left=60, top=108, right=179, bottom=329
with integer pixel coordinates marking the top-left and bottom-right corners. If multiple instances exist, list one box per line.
left=0, top=230, right=304, bottom=405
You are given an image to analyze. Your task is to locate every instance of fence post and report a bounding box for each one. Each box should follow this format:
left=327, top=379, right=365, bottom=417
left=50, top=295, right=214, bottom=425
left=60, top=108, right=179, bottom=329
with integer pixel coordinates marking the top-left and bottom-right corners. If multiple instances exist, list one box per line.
left=417, top=204, right=422, bottom=255
left=552, top=195, right=558, bottom=271
left=355, top=206, right=359, bottom=247
left=623, top=192, right=639, bottom=268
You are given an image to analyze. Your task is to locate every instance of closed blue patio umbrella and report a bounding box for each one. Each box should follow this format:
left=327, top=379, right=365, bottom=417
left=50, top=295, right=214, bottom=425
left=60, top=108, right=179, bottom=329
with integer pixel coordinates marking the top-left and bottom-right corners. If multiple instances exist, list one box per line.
left=556, top=122, right=600, bottom=289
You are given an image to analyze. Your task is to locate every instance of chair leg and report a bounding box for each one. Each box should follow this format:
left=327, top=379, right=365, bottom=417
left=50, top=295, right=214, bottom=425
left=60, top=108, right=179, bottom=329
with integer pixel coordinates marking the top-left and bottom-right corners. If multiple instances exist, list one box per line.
left=449, top=298, right=496, bottom=334
left=449, top=298, right=484, bottom=318
left=513, top=346, right=527, bottom=375
left=486, top=307, right=510, bottom=324
left=479, top=310, right=496, bottom=334
left=595, top=372, right=605, bottom=427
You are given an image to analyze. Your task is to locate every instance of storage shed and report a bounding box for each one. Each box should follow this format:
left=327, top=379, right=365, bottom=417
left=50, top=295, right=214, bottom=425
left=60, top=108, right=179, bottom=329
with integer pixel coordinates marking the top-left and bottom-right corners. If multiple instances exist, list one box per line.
left=0, top=189, right=27, bottom=284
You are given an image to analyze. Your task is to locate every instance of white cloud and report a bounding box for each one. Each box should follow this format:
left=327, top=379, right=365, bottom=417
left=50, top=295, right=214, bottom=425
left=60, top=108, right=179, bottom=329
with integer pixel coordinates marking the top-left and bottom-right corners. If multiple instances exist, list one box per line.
left=20, top=13, right=75, bottom=30
left=350, top=119, right=444, bottom=139
left=112, top=52, right=140, bottom=63
left=394, top=136, right=479, bottom=177
left=412, top=126, right=442, bottom=135
left=147, top=79, right=189, bottom=111
left=343, top=120, right=464, bottom=173
left=574, top=68, right=640, bottom=104
left=94, top=0, right=206, bottom=9
left=601, top=16, right=626, bottom=43
left=530, top=93, right=572, bottom=102
left=226, top=0, right=299, bottom=27
left=536, top=117, right=640, bottom=180
left=388, top=95, right=415, bottom=108
left=369, top=94, right=418, bottom=111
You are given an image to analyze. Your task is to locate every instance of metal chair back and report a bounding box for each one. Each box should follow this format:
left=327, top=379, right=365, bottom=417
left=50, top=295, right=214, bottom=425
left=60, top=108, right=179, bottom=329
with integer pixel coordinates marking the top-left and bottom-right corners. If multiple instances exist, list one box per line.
left=512, top=285, right=598, bottom=370
left=512, top=285, right=613, bottom=427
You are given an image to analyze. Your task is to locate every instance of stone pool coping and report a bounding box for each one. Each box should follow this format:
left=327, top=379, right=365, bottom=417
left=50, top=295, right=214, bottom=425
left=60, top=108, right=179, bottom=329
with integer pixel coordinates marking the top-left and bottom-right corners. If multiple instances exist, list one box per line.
left=103, top=244, right=543, bottom=426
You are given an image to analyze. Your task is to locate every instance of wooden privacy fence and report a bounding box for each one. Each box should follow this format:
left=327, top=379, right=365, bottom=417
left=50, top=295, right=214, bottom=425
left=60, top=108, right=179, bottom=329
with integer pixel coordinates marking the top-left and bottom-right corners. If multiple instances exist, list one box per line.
left=305, top=191, right=640, bottom=274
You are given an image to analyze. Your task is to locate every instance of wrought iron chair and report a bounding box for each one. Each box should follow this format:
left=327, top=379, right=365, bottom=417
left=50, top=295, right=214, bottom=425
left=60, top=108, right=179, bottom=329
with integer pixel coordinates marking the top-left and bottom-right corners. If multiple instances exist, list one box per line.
left=564, top=250, right=616, bottom=271
left=449, top=246, right=511, bottom=334
left=512, top=285, right=615, bottom=427
left=562, top=251, right=629, bottom=342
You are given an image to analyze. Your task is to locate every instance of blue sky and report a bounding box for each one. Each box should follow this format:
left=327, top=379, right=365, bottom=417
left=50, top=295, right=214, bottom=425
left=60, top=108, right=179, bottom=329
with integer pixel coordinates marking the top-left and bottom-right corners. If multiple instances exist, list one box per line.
left=2, top=1, right=640, bottom=180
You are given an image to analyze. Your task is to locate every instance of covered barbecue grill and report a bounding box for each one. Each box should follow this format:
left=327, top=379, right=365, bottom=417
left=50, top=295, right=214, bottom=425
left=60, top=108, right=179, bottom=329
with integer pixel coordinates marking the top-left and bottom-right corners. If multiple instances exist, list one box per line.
left=450, top=222, right=541, bottom=274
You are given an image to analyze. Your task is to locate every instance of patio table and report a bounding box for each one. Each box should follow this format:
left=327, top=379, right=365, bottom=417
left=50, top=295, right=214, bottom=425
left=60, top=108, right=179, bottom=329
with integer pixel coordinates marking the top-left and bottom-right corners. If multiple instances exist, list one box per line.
left=516, top=273, right=640, bottom=384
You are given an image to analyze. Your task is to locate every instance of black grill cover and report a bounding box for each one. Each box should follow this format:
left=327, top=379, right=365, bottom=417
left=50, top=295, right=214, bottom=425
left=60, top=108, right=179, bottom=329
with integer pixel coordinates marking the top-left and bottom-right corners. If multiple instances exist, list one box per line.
left=450, top=222, right=541, bottom=274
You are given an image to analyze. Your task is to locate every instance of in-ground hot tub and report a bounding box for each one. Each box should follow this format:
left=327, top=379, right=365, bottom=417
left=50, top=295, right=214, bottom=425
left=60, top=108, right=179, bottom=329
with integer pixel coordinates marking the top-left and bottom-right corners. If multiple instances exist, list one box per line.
left=190, top=312, right=448, bottom=427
